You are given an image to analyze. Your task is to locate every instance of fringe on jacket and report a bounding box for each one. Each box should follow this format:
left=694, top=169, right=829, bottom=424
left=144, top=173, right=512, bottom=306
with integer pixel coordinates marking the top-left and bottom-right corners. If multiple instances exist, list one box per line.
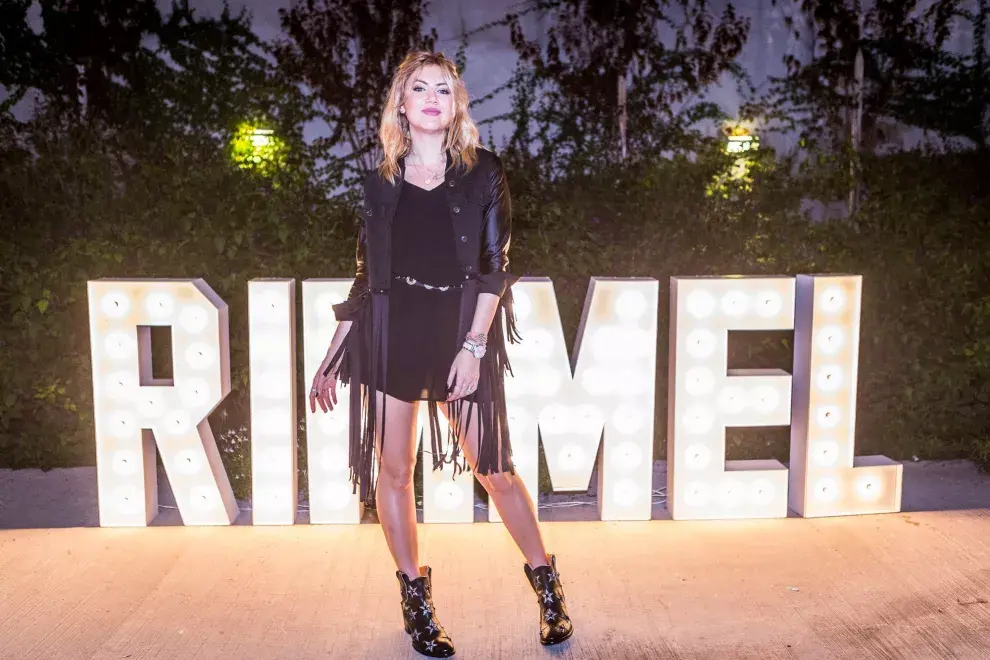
left=325, top=277, right=521, bottom=507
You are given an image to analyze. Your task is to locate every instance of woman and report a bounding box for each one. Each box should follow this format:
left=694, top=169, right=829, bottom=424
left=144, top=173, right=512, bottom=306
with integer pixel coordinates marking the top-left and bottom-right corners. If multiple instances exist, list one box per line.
left=308, top=51, right=574, bottom=657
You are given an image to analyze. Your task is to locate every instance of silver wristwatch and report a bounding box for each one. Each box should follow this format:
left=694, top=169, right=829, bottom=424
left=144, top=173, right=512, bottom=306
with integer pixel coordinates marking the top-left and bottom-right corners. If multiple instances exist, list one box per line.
left=462, top=340, right=486, bottom=359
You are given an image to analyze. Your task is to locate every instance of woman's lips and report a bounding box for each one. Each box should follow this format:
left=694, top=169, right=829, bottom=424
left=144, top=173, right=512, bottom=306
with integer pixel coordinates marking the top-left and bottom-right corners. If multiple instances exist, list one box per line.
left=422, top=108, right=441, bottom=116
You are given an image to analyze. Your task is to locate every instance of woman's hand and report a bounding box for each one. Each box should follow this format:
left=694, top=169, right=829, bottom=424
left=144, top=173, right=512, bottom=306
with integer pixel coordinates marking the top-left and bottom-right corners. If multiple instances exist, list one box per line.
left=309, top=360, right=340, bottom=413
left=446, top=348, right=480, bottom=401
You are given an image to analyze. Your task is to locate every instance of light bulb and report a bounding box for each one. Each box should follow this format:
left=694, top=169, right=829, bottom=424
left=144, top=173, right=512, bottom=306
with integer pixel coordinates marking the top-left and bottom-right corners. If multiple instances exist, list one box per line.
left=816, top=406, right=841, bottom=429
left=815, top=366, right=844, bottom=392
left=611, top=441, right=644, bottom=471
left=255, top=446, right=292, bottom=476
left=176, top=449, right=202, bottom=475
left=250, top=333, right=291, bottom=366
left=721, top=290, right=749, bottom=317
left=756, top=291, right=783, bottom=318
left=512, top=289, right=533, bottom=322
left=255, top=371, right=291, bottom=400
left=819, top=286, right=845, bottom=314
left=612, top=404, right=644, bottom=435
left=856, top=476, right=882, bottom=501
left=112, top=485, right=143, bottom=516
left=503, top=374, right=527, bottom=398
left=816, top=325, right=845, bottom=354
left=748, top=478, right=776, bottom=507
left=321, top=483, right=352, bottom=511
left=507, top=409, right=530, bottom=437
left=516, top=328, right=554, bottom=359
left=717, top=386, right=746, bottom=415
left=557, top=444, right=586, bottom=472
left=178, top=305, right=210, bottom=334
left=814, top=477, right=839, bottom=503
left=539, top=403, right=571, bottom=435
left=534, top=366, right=562, bottom=396
left=145, top=291, right=176, bottom=319
left=104, top=371, right=136, bottom=400
left=750, top=386, right=780, bottom=414
left=184, top=342, right=217, bottom=370
left=179, top=378, right=212, bottom=409
left=251, top=291, right=289, bottom=322
left=315, top=410, right=348, bottom=436
left=512, top=449, right=535, bottom=470
left=163, top=410, right=192, bottom=436
left=580, top=366, right=616, bottom=396
left=254, top=408, right=289, bottom=437
left=686, top=290, right=716, bottom=319
left=100, top=291, right=131, bottom=319
left=253, top=487, right=285, bottom=512
left=615, top=290, right=647, bottom=320
left=110, top=450, right=140, bottom=476
left=813, top=440, right=840, bottom=468
left=612, top=478, right=641, bottom=507
left=103, top=331, right=136, bottom=360
left=190, top=485, right=216, bottom=511
left=717, top=480, right=745, bottom=508
left=683, top=406, right=714, bottom=434
left=684, top=443, right=712, bottom=470
left=686, top=329, right=717, bottom=359
left=685, top=367, right=716, bottom=396
left=107, top=410, right=137, bottom=439
left=684, top=481, right=710, bottom=507
left=136, top=391, right=165, bottom=419
left=319, top=445, right=349, bottom=473
left=434, top=483, right=465, bottom=511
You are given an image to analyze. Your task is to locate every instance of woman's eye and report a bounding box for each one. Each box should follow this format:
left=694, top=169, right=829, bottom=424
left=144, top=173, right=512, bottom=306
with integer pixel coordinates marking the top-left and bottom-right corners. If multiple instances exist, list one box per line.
left=438, top=89, right=450, bottom=95
left=413, top=86, right=424, bottom=92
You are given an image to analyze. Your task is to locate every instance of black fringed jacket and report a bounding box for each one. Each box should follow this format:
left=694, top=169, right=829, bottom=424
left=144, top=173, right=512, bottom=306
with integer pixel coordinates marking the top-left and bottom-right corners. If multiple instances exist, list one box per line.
left=327, top=147, right=521, bottom=505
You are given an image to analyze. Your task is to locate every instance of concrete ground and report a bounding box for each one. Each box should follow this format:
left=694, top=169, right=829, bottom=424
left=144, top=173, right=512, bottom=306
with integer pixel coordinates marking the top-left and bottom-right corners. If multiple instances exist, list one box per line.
left=0, top=461, right=988, bottom=659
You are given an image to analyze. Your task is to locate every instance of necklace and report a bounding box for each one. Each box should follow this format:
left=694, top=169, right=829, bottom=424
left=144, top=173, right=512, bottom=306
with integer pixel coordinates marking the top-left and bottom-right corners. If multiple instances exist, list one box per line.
left=409, top=152, right=444, bottom=186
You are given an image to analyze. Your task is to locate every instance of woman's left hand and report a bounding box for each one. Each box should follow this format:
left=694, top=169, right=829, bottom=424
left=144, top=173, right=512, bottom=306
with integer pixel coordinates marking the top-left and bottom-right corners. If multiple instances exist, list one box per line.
left=446, top=348, right=481, bottom=401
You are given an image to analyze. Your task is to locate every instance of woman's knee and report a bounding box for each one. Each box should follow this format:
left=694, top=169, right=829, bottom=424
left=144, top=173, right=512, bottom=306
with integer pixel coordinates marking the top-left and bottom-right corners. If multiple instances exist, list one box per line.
left=478, top=471, right=516, bottom=496
left=379, top=460, right=415, bottom=490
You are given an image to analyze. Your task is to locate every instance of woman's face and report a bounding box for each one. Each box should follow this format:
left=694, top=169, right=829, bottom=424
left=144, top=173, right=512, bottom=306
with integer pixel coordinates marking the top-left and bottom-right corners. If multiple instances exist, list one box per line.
left=400, top=64, right=455, bottom=136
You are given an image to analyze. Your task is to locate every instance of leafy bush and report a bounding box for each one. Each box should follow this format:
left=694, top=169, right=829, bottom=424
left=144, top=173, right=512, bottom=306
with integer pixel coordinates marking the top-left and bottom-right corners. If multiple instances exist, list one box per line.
left=2, top=117, right=987, bottom=500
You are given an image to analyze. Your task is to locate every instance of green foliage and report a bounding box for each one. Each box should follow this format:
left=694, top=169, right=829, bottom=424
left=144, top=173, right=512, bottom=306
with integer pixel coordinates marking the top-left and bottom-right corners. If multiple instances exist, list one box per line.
left=500, top=0, right=750, bottom=176
left=2, top=116, right=989, bottom=494
left=757, top=0, right=989, bottom=151
left=275, top=0, right=437, bottom=187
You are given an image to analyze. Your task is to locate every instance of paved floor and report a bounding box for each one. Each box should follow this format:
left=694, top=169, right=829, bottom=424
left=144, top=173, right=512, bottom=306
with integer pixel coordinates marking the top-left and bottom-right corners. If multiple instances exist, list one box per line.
left=0, top=461, right=988, bottom=659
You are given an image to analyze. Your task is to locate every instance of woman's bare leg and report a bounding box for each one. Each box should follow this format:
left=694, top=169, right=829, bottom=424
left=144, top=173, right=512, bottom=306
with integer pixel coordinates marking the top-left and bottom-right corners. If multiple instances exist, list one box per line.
left=374, top=392, right=421, bottom=578
left=438, top=401, right=549, bottom=568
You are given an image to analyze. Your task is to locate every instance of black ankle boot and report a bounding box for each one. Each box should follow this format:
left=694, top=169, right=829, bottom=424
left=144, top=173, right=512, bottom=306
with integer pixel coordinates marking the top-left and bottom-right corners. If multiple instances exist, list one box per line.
left=396, top=566, right=455, bottom=658
left=524, top=553, right=574, bottom=646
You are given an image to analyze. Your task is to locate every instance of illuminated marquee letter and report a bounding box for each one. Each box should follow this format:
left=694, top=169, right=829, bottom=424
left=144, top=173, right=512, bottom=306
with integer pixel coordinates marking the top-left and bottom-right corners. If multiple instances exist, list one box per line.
left=302, top=279, right=363, bottom=523
left=249, top=279, right=298, bottom=525
left=667, top=276, right=795, bottom=520
left=88, top=279, right=237, bottom=526
left=789, top=275, right=902, bottom=516
left=420, top=407, right=476, bottom=523
left=505, top=277, right=659, bottom=521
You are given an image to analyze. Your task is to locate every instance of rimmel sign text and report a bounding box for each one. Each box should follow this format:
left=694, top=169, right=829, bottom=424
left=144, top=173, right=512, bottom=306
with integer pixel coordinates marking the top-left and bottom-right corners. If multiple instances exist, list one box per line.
left=87, top=275, right=903, bottom=527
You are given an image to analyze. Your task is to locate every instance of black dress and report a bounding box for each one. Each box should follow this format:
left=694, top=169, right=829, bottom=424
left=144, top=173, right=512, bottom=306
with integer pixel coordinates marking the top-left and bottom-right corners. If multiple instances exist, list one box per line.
left=385, top=182, right=464, bottom=402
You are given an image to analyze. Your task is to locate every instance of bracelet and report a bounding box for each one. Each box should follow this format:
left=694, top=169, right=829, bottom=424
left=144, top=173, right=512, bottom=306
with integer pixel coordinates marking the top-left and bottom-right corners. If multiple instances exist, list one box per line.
left=465, top=331, right=487, bottom=346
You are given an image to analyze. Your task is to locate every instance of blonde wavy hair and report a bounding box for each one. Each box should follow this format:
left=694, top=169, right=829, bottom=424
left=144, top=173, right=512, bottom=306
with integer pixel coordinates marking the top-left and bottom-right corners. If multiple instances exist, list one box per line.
left=378, top=51, right=480, bottom=183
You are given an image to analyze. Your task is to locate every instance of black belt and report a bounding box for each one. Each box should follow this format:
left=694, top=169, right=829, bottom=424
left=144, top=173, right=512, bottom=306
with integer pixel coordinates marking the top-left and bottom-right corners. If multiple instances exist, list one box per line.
left=393, top=274, right=463, bottom=291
